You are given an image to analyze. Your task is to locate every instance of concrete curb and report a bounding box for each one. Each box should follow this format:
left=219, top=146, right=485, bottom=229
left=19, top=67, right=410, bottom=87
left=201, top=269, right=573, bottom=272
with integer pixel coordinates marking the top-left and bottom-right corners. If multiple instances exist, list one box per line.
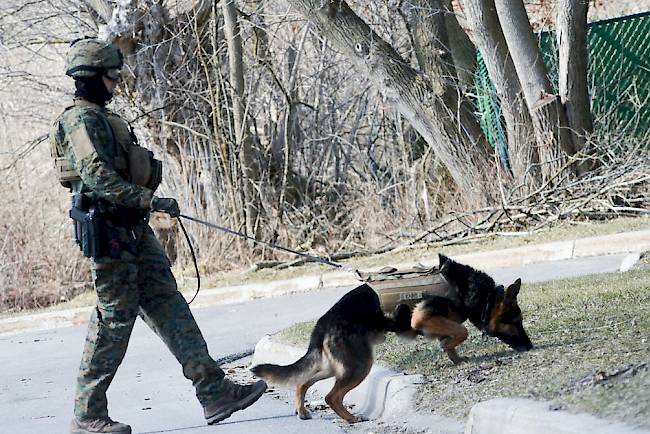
left=252, top=335, right=465, bottom=433
left=2, top=229, right=649, bottom=337
left=187, top=274, right=323, bottom=309
left=0, top=306, right=93, bottom=336
left=253, top=337, right=650, bottom=434
left=321, top=229, right=650, bottom=288
left=465, top=398, right=650, bottom=434
left=0, top=276, right=324, bottom=337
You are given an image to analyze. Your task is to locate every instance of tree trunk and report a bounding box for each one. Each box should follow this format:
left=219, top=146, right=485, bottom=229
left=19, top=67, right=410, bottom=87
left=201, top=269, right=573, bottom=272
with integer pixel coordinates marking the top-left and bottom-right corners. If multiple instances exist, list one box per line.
left=494, top=0, right=576, bottom=181
left=286, top=0, right=501, bottom=208
left=222, top=1, right=260, bottom=239
left=463, top=0, right=540, bottom=192
left=407, top=0, right=502, bottom=190
left=557, top=0, right=592, bottom=153
left=440, top=0, right=477, bottom=92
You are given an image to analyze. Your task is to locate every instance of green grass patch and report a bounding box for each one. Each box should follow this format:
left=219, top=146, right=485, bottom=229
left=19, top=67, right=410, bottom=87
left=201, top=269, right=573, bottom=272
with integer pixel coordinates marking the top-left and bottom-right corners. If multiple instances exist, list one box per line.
left=274, top=320, right=316, bottom=348
left=275, top=263, right=650, bottom=428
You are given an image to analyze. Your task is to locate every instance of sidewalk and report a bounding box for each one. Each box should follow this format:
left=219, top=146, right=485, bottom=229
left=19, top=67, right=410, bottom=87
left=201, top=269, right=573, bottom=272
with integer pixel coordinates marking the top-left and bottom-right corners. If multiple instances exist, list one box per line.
left=2, top=230, right=650, bottom=337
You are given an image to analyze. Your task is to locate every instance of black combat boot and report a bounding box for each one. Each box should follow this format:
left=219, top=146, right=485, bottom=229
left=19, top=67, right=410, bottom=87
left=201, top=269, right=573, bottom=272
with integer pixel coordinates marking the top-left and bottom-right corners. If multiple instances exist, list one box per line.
left=203, top=379, right=267, bottom=424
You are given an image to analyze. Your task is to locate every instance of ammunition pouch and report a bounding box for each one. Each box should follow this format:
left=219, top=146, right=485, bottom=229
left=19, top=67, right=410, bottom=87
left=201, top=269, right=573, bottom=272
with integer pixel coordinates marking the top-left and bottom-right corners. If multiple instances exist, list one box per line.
left=70, top=194, right=144, bottom=259
left=51, top=120, right=81, bottom=189
left=147, top=158, right=163, bottom=190
left=129, top=146, right=151, bottom=186
left=54, top=156, right=81, bottom=188
left=128, top=145, right=162, bottom=190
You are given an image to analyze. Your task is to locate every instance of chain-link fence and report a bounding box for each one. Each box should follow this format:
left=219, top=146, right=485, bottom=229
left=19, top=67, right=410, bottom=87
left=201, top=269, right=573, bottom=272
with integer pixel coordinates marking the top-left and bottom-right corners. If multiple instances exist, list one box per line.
left=476, top=11, right=650, bottom=156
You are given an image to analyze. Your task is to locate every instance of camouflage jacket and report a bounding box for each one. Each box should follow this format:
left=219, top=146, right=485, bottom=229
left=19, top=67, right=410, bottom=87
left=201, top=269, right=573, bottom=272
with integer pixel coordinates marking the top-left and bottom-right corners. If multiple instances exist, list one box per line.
left=51, top=98, right=154, bottom=209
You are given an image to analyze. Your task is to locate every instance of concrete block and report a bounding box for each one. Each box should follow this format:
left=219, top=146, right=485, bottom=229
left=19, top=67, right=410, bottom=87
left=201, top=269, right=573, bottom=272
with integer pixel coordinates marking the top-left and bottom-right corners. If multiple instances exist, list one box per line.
left=465, top=398, right=650, bottom=434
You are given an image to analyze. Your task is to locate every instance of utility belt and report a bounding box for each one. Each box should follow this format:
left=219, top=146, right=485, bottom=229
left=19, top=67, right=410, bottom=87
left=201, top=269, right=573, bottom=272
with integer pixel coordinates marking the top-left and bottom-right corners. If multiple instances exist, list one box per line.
left=69, top=194, right=147, bottom=259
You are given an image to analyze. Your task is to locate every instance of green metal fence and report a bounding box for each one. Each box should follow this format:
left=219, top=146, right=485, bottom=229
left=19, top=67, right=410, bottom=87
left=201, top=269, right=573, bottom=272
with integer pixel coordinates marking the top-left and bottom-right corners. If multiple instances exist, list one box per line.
left=476, top=11, right=650, bottom=156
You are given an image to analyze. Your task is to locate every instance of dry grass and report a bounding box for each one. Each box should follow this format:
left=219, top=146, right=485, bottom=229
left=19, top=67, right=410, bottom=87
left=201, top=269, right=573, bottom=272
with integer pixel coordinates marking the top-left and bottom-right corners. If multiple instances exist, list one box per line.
left=0, top=152, right=90, bottom=315
left=4, top=214, right=646, bottom=317
left=274, top=254, right=650, bottom=429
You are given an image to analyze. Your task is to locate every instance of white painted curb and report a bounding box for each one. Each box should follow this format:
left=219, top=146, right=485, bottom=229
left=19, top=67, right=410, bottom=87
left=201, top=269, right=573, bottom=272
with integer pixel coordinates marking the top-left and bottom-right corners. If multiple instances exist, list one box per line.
left=252, top=335, right=423, bottom=420
left=465, top=398, right=650, bottom=434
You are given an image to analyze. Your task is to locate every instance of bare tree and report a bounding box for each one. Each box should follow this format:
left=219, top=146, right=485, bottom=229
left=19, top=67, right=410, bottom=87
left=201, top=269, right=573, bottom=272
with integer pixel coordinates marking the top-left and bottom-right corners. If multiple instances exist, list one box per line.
left=463, top=0, right=540, bottom=192
left=557, top=0, right=592, bottom=152
left=440, top=0, right=477, bottom=91
left=1, top=0, right=639, bottom=310
left=284, top=0, right=505, bottom=208
left=222, top=1, right=260, bottom=239
left=493, top=0, right=577, bottom=180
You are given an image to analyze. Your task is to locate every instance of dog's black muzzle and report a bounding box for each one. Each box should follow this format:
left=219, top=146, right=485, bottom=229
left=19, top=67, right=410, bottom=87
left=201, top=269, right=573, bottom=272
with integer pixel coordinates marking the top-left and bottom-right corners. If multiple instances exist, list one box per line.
left=497, top=330, right=533, bottom=352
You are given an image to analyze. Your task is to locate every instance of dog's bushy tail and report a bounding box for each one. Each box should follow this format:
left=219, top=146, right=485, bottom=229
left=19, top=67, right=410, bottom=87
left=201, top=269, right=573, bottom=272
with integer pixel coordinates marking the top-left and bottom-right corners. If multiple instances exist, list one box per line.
left=251, top=349, right=322, bottom=386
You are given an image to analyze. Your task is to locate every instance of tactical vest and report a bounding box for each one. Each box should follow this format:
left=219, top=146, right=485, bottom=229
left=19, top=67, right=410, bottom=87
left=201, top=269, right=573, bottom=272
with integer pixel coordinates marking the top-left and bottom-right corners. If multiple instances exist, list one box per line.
left=50, top=99, right=162, bottom=191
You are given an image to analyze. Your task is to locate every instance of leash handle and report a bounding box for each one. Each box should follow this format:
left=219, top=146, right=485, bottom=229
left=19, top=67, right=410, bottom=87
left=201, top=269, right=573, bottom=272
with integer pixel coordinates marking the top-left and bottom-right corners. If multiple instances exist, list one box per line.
left=178, top=214, right=359, bottom=275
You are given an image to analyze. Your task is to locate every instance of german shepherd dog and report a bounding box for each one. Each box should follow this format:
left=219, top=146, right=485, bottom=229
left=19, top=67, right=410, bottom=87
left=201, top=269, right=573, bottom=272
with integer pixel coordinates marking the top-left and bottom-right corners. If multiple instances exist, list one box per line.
left=394, top=254, right=533, bottom=364
left=251, top=284, right=396, bottom=423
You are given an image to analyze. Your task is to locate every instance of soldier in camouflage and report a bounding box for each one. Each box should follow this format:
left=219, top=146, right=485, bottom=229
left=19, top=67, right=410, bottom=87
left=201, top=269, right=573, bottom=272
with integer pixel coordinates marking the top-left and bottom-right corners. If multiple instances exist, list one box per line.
left=51, top=38, right=266, bottom=434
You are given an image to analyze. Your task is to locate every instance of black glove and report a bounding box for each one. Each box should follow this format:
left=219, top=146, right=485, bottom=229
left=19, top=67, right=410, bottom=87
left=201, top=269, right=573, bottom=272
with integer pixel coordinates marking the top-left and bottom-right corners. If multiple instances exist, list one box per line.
left=151, top=197, right=180, bottom=217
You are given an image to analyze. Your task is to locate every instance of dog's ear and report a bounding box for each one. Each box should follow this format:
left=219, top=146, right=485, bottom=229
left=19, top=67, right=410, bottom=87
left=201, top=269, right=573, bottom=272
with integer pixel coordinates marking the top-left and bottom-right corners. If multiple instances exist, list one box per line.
left=505, top=278, right=522, bottom=304
left=438, top=253, right=451, bottom=271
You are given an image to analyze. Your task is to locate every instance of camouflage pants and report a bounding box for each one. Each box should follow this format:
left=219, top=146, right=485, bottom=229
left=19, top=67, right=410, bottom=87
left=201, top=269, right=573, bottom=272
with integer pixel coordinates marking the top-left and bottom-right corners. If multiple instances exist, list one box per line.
left=74, top=222, right=231, bottom=419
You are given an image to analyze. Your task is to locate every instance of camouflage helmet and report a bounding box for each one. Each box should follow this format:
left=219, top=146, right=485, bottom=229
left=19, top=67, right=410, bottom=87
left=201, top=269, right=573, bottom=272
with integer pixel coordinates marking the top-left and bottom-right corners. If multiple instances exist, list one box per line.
left=65, top=37, right=123, bottom=79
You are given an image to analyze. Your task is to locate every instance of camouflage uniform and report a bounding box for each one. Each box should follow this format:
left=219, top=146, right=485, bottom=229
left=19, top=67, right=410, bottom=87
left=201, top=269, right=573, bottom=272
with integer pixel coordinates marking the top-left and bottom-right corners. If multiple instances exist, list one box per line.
left=52, top=101, right=233, bottom=419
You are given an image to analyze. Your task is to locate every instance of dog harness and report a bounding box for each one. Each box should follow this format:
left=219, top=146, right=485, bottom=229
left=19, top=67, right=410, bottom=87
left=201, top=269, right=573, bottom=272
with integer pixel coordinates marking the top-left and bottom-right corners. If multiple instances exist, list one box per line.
left=358, top=264, right=460, bottom=313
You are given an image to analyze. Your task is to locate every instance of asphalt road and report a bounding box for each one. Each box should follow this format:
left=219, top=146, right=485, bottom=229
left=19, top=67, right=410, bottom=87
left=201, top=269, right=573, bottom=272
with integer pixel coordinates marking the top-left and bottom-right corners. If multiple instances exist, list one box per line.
left=0, top=253, right=633, bottom=434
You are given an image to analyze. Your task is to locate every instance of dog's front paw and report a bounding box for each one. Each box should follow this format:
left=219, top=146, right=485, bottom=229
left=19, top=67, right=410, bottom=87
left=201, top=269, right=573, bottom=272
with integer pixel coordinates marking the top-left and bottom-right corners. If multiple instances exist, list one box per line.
left=446, top=349, right=468, bottom=365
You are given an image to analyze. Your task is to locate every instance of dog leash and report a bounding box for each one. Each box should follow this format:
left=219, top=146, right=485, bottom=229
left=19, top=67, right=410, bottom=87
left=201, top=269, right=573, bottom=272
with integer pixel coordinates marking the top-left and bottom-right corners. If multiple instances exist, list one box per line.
left=177, top=215, right=360, bottom=298
left=174, top=217, right=202, bottom=304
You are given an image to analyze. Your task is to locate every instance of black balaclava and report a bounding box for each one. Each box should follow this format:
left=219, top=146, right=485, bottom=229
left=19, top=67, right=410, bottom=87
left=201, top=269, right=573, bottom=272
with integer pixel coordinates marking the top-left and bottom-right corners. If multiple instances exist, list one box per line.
left=74, top=74, right=113, bottom=106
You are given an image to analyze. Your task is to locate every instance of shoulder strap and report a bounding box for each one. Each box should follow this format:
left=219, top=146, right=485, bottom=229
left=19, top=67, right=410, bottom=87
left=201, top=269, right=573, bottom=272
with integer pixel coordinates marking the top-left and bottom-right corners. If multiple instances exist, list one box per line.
left=69, top=98, right=103, bottom=110
left=98, top=113, right=127, bottom=170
